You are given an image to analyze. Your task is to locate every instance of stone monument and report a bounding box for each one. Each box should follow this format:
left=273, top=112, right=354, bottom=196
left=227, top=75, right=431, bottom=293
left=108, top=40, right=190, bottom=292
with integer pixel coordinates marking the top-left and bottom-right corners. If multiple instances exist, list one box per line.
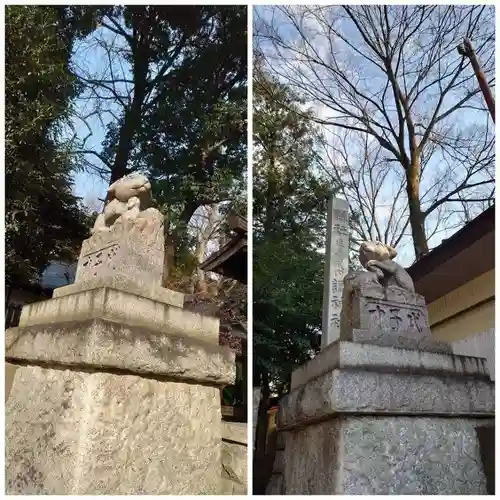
left=268, top=240, right=494, bottom=495
left=6, top=173, right=235, bottom=495
left=321, top=196, right=349, bottom=349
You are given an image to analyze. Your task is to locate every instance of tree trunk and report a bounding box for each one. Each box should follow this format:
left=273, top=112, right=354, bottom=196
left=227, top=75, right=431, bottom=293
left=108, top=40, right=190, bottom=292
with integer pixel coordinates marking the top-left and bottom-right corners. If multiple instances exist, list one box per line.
left=406, top=158, right=429, bottom=260
left=108, top=17, right=150, bottom=186
left=195, top=205, right=218, bottom=293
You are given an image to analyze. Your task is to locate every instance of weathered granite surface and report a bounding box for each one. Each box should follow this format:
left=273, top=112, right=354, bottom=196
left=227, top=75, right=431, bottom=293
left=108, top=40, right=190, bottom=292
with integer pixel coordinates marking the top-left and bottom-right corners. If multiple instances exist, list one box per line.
left=76, top=220, right=164, bottom=288
left=222, top=421, right=248, bottom=445
left=273, top=449, right=285, bottom=474
left=341, top=282, right=431, bottom=339
left=282, top=416, right=491, bottom=494
left=221, top=422, right=247, bottom=495
left=6, top=173, right=236, bottom=495
left=291, top=341, right=489, bottom=391
left=339, top=241, right=430, bottom=347
left=351, top=326, right=452, bottom=352
left=277, top=238, right=494, bottom=495
left=281, top=368, right=494, bottom=429
left=53, top=172, right=180, bottom=313
left=6, top=319, right=235, bottom=386
left=19, top=287, right=218, bottom=343
left=53, top=279, right=184, bottom=308
left=321, top=196, right=349, bottom=348
left=358, top=240, right=415, bottom=292
left=6, top=364, right=223, bottom=494
left=265, top=430, right=287, bottom=494
left=78, top=173, right=164, bottom=291
left=266, top=474, right=284, bottom=495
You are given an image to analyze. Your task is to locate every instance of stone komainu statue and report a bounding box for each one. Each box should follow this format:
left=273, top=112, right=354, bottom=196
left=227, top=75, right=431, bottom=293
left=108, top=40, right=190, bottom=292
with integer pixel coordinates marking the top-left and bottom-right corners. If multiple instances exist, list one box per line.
left=340, top=240, right=416, bottom=338
left=344, top=240, right=415, bottom=294
left=92, top=173, right=163, bottom=237
left=359, top=240, right=415, bottom=293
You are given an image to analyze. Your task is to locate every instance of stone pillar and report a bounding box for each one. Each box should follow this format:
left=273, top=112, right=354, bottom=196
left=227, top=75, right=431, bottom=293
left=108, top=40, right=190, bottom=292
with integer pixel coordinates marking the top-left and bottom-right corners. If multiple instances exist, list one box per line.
left=252, top=387, right=261, bottom=449
left=5, top=175, right=235, bottom=494
left=321, top=197, right=349, bottom=349
left=279, top=284, right=494, bottom=494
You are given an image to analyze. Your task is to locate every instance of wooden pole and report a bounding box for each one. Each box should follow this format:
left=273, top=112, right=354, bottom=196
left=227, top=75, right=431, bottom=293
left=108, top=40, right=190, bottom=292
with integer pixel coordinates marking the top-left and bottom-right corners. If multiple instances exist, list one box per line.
left=458, top=38, right=495, bottom=122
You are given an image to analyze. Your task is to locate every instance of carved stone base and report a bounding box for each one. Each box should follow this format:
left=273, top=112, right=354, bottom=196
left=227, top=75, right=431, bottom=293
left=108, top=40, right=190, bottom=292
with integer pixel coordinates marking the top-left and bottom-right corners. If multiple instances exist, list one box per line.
left=290, top=341, right=487, bottom=392
left=280, top=416, right=492, bottom=494
left=340, top=283, right=431, bottom=343
left=53, top=279, right=184, bottom=308
left=75, top=213, right=164, bottom=291
left=282, top=359, right=494, bottom=429
left=6, top=318, right=234, bottom=494
left=351, top=327, right=451, bottom=353
left=278, top=341, right=494, bottom=494
left=19, top=287, right=219, bottom=344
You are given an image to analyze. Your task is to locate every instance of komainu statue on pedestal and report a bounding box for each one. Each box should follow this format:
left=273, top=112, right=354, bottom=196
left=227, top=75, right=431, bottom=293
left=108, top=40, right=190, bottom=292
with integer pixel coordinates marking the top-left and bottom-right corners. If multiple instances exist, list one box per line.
left=91, top=172, right=163, bottom=239
left=344, top=240, right=415, bottom=294
left=340, top=240, right=423, bottom=339
left=359, top=240, right=415, bottom=292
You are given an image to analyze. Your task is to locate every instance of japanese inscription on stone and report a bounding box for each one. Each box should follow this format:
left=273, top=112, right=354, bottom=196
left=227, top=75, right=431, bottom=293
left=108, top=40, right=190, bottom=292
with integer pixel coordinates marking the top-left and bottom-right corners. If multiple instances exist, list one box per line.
left=366, top=301, right=428, bottom=333
left=322, top=197, right=349, bottom=349
left=80, top=243, right=120, bottom=278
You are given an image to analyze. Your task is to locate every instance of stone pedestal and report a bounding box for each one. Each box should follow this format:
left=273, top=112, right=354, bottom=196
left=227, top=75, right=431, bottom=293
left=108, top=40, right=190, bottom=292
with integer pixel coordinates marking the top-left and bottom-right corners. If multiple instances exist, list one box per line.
left=6, top=316, right=234, bottom=494
left=274, top=286, right=495, bottom=494
left=281, top=415, right=493, bottom=494
left=74, top=213, right=165, bottom=292
left=277, top=341, right=494, bottom=494
left=340, top=283, right=450, bottom=350
left=221, top=422, right=248, bottom=494
left=6, top=175, right=238, bottom=494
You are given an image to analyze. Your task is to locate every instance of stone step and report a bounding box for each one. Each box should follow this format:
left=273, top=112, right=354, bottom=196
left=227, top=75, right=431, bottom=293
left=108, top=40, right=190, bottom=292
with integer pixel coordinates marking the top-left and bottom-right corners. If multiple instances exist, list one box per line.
left=282, top=367, right=494, bottom=430
left=53, top=279, right=184, bottom=308
left=19, top=287, right=218, bottom=343
left=291, top=340, right=489, bottom=391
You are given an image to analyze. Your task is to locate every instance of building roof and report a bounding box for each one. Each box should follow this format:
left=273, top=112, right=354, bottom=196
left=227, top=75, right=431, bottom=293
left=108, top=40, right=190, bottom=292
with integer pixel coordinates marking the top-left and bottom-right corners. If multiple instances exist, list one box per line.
left=407, top=205, right=494, bottom=303
left=200, top=214, right=248, bottom=284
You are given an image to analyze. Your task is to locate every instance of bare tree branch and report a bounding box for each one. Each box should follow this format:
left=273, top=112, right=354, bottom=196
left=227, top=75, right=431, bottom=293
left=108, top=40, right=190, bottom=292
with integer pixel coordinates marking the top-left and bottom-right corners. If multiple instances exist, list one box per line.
left=256, top=4, right=495, bottom=260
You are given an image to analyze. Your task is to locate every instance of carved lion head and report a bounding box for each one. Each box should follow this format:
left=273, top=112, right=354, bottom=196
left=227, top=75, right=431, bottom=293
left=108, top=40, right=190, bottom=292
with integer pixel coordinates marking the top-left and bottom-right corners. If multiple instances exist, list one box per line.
left=359, top=240, right=397, bottom=266
left=107, top=173, right=152, bottom=207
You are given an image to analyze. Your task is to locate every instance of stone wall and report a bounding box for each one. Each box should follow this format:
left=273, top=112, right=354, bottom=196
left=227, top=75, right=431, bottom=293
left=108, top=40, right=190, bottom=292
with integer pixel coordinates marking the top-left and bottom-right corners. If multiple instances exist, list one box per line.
left=452, top=329, right=495, bottom=381
left=221, top=422, right=247, bottom=494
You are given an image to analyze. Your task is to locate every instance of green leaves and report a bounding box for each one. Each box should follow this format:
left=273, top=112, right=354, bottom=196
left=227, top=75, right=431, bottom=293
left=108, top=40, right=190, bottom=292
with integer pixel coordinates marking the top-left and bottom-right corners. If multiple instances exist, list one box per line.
left=143, top=6, right=247, bottom=223
left=5, top=6, right=97, bottom=285
left=89, top=6, right=247, bottom=263
left=253, top=66, right=341, bottom=390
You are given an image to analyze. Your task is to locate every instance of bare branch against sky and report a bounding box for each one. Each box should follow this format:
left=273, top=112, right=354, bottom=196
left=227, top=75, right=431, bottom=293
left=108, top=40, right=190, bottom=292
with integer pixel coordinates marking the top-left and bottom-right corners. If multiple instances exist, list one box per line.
left=255, top=5, right=495, bottom=263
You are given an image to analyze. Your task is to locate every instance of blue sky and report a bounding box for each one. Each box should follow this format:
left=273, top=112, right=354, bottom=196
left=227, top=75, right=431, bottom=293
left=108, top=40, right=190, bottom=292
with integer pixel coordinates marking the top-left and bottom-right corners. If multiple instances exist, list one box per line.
left=66, top=25, right=132, bottom=209
left=62, top=7, right=494, bottom=269
left=254, top=5, right=495, bottom=266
